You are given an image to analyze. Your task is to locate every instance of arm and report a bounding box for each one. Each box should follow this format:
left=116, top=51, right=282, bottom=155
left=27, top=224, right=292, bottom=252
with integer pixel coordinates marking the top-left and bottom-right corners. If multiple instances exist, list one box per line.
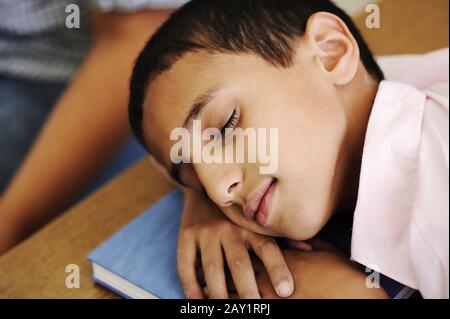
left=0, top=9, right=172, bottom=255
left=254, top=244, right=389, bottom=299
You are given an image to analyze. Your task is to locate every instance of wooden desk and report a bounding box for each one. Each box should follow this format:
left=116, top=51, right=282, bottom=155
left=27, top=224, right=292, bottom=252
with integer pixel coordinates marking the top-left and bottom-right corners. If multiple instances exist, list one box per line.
left=0, top=159, right=173, bottom=298
left=0, top=0, right=447, bottom=298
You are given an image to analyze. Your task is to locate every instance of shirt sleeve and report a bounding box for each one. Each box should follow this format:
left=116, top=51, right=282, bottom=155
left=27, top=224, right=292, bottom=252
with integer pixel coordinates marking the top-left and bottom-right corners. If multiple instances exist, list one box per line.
left=89, top=0, right=189, bottom=12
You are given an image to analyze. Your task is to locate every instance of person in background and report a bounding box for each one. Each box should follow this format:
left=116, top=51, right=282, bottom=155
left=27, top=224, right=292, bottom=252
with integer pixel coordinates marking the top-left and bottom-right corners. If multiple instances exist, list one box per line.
left=0, top=0, right=188, bottom=253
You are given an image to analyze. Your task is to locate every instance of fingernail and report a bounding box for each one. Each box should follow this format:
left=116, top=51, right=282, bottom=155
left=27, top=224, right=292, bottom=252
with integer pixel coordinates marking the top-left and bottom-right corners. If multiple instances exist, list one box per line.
left=276, top=281, right=293, bottom=297
left=299, top=242, right=313, bottom=251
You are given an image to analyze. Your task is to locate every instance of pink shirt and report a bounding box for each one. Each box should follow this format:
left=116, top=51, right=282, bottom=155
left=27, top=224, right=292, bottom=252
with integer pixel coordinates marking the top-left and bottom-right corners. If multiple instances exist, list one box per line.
left=351, top=48, right=449, bottom=299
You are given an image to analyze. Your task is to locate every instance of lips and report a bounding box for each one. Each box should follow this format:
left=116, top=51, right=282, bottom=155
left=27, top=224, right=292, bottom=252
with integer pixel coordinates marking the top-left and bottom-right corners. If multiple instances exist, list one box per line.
left=244, top=179, right=276, bottom=226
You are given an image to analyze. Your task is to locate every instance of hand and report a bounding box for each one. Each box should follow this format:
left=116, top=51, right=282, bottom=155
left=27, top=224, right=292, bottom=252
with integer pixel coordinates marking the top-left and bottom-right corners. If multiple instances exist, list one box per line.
left=177, top=188, right=296, bottom=299
left=253, top=240, right=389, bottom=299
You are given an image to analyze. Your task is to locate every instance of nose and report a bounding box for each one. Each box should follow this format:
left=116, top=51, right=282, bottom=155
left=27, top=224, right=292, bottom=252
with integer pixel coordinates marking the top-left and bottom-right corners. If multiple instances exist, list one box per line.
left=194, top=162, right=244, bottom=207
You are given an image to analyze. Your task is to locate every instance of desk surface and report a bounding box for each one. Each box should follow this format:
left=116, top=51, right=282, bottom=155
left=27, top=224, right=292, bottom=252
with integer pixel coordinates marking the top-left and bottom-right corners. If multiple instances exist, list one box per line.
left=0, top=0, right=448, bottom=298
left=0, top=159, right=173, bottom=298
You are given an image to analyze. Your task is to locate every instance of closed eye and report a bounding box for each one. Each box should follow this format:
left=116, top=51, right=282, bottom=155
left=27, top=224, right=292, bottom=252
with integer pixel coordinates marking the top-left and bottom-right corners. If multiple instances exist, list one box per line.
left=221, top=108, right=241, bottom=135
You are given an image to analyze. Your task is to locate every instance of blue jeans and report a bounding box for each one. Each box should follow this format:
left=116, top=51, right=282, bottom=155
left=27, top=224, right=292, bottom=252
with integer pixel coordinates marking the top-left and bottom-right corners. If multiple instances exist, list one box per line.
left=0, top=75, right=147, bottom=199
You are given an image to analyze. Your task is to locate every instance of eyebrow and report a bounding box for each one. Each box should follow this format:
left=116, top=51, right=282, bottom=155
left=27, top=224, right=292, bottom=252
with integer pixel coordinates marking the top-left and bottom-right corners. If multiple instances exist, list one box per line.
left=182, top=86, right=223, bottom=128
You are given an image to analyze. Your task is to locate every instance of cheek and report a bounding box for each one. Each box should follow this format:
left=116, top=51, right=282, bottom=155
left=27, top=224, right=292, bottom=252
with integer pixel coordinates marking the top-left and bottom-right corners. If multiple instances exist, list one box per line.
left=271, top=100, right=346, bottom=239
left=276, top=84, right=347, bottom=181
left=275, top=128, right=343, bottom=238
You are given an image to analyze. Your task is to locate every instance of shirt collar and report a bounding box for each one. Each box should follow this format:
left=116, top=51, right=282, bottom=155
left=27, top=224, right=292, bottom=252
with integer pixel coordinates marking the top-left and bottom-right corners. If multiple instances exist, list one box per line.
left=351, top=80, right=426, bottom=289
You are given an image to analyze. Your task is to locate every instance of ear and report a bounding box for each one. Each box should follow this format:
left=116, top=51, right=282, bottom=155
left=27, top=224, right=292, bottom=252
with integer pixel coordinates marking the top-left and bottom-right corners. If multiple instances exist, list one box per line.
left=302, top=12, right=360, bottom=86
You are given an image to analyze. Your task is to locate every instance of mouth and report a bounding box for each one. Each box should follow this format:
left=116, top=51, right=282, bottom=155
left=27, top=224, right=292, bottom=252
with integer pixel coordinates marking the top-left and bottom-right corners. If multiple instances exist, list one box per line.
left=244, top=178, right=277, bottom=226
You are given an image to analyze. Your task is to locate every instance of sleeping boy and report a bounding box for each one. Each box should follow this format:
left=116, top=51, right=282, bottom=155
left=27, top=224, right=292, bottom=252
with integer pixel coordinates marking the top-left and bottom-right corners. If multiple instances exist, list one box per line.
left=128, top=0, right=449, bottom=298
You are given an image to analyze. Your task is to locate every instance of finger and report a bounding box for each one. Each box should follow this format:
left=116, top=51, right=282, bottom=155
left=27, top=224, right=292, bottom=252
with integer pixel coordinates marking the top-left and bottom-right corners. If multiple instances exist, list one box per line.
left=221, top=237, right=261, bottom=299
left=252, top=257, right=281, bottom=299
left=177, top=236, right=204, bottom=299
left=284, top=239, right=313, bottom=251
left=307, top=238, right=338, bottom=252
left=200, top=240, right=229, bottom=299
left=248, top=234, right=294, bottom=298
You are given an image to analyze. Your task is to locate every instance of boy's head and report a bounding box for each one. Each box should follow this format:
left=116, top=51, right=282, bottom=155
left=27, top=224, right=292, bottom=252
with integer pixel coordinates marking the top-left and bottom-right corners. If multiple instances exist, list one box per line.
left=129, top=0, right=383, bottom=240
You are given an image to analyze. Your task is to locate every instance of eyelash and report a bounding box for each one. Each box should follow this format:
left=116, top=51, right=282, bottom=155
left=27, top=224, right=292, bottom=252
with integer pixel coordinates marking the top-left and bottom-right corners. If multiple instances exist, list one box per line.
left=221, top=108, right=241, bottom=134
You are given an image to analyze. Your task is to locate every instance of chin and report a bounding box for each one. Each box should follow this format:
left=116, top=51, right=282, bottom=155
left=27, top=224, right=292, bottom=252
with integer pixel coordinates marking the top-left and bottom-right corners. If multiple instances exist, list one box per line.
left=283, top=213, right=327, bottom=241
left=286, top=227, right=321, bottom=241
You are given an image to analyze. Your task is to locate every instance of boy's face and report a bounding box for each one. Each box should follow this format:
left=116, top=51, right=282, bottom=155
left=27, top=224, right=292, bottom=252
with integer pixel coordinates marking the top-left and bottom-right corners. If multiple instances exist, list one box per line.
left=143, top=49, right=349, bottom=240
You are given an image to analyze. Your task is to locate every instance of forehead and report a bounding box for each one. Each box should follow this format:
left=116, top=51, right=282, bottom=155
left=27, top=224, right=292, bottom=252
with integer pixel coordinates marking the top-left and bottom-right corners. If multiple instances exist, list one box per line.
left=142, top=51, right=272, bottom=166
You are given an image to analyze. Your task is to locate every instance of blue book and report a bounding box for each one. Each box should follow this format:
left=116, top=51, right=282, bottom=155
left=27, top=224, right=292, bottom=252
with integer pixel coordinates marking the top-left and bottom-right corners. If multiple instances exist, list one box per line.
left=87, top=188, right=414, bottom=299
left=88, top=189, right=185, bottom=299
